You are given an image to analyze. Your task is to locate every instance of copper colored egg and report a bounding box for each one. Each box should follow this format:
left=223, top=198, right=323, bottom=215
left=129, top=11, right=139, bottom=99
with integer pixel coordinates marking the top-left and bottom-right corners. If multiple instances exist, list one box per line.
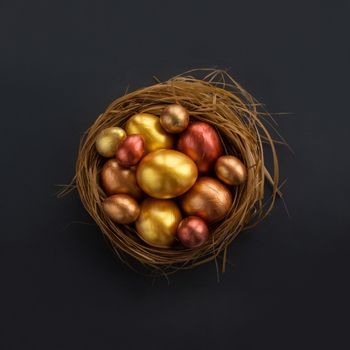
left=95, top=127, right=126, bottom=158
left=215, top=155, right=247, bottom=185
left=116, top=134, right=144, bottom=167
left=100, top=159, right=143, bottom=199
left=125, top=113, right=174, bottom=153
left=102, top=194, right=140, bottom=224
left=136, top=198, right=182, bottom=248
left=180, top=177, right=232, bottom=223
left=177, top=122, right=223, bottom=173
left=177, top=216, right=209, bottom=248
left=160, top=104, right=189, bottom=133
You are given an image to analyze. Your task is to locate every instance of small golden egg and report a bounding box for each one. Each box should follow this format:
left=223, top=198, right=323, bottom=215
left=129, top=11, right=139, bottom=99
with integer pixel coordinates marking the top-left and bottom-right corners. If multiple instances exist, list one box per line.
left=95, top=127, right=126, bottom=158
left=136, top=198, right=182, bottom=248
left=215, top=155, right=247, bottom=185
left=125, top=113, right=174, bottom=153
left=102, top=194, right=140, bottom=224
left=136, top=149, right=198, bottom=199
left=160, top=104, right=189, bottom=133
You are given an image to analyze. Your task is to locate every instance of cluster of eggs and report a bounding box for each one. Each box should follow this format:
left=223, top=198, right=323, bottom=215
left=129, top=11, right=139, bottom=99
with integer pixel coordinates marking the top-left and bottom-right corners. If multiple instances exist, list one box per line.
left=96, top=104, right=247, bottom=249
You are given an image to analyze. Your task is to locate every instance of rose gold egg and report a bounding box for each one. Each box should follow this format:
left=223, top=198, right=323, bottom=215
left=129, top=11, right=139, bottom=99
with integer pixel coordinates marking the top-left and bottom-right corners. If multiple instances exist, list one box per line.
left=180, top=177, right=232, bottom=223
left=160, top=104, right=189, bottom=133
left=116, top=134, right=144, bottom=167
left=215, top=155, right=247, bottom=185
left=177, top=216, right=209, bottom=248
left=102, top=194, right=140, bottom=224
left=100, top=159, right=143, bottom=199
left=177, top=122, right=223, bottom=173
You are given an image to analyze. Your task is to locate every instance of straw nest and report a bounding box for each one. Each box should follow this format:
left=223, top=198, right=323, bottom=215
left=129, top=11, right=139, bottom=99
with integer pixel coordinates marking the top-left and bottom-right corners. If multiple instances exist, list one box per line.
left=67, top=69, right=280, bottom=274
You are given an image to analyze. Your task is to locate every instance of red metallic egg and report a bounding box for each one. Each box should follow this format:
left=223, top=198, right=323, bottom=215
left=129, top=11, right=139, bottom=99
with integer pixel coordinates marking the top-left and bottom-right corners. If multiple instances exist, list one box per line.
left=116, top=134, right=144, bottom=167
left=177, top=122, right=223, bottom=173
left=177, top=216, right=209, bottom=248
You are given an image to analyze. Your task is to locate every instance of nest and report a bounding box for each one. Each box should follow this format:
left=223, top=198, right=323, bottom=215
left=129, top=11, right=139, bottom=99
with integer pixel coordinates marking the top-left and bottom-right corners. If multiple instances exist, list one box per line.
left=68, top=69, right=280, bottom=274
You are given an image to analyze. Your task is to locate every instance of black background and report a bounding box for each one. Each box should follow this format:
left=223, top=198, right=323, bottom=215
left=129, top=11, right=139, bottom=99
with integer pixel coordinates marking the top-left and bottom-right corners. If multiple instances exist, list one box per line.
left=1, top=1, right=349, bottom=349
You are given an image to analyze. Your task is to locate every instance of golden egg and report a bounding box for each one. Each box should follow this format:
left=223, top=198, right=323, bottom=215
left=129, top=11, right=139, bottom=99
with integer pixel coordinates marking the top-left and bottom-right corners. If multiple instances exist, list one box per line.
left=180, top=177, right=232, bottom=223
left=102, top=194, right=140, bottom=224
left=136, top=198, right=182, bottom=248
left=160, top=104, right=189, bottom=133
left=125, top=113, right=174, bottom=152
left=95, top=127, right=126, bottom=157
left=136, top=149, right=198, bottom=199
left=100, top=159, right=143, bottom=199
left=215, top=155, right=247, bottom=185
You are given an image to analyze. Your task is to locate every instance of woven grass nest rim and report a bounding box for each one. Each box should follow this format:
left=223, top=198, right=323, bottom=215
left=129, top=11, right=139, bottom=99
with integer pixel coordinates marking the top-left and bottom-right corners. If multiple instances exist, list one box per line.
left=66, top=69, right=282, bottom=274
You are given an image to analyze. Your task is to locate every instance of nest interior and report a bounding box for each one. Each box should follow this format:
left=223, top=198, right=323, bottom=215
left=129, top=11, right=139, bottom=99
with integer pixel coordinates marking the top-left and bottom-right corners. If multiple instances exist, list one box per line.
left=71, top=69, right=280, bottom=274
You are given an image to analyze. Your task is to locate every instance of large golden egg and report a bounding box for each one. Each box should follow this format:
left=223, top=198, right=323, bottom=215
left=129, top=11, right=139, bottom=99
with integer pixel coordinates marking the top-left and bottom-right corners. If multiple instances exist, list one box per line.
left=95, top=127, right=126, bottom=158
left=180, top=177, right=232, bottom=223
left=125, top=113, right=174, bottom=153
left=136, top=198, right=182, bottom=248
left=136, top=149, right=198, bottom=199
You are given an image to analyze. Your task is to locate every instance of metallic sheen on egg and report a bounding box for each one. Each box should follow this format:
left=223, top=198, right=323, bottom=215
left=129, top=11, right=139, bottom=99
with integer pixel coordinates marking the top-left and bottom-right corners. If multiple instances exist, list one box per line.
left=125, top=113, right=174, bottom=153
left=100, top=159, right=143, bottom=199
left=180, top=177, right=232, bottom=223
left=136, top=198, right=182, bottom=248
left=177, top=216, right=209, bottom=248
left=160, top=104, right=189, bottom=133
left=177, top=122, right=223, bottom=173
left=95, top=127, right=126, bottom=158
left=215, top=155, right=247, bottom=185
left=136, top=149, right=198, bottom=199
left=102, top=194, right=140, bottom=224
left=116, top=134, right=144, bottom=167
